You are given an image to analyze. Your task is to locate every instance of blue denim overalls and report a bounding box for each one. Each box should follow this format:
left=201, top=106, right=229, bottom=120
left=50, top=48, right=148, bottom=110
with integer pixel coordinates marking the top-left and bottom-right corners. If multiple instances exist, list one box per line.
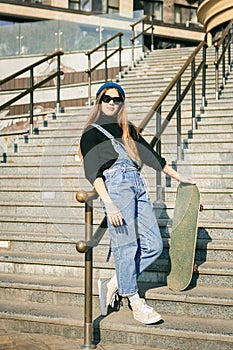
left=92, top=123, right=163, bottom=296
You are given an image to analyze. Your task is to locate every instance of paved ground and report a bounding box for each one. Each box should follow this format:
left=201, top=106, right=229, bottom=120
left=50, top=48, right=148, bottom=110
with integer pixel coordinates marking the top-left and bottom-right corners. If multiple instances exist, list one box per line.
left=0, top=326, right=162, bottom=350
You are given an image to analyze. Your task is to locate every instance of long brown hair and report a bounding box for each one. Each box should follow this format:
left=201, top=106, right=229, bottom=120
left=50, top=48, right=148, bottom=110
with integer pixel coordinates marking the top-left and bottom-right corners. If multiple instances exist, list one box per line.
left=78, top=87, right=141, bottom=165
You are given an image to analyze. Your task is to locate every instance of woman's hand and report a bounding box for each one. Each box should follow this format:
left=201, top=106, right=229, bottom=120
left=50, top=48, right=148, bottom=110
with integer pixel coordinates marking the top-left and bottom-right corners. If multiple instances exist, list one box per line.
left=93, top=177, right=123, bottom=226
left=162, top=164, right=195, bottom=185
left=104, top=200, right=124, bottom=226
left=179, top=176, right=196, bottom=185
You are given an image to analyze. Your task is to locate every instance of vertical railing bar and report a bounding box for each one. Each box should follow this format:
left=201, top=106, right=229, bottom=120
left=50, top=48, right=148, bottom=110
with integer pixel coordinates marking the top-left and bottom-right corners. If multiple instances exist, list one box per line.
left=142, top=20, right=145, bottom=57
left=29, top=67, right=34, bottom=134
left=228, top=32, right=231, bottom=74
left=87, top=53, right=92, bottom=106
left=222, top=39, right=226, bottom=87
left=176, top=78, right=181, bottom=160
left=215, top=44, right=219, bottom=100
left=119, top=35, right=122, bottom=75
left=83, top=200, right=96, bottom=349
left=131, top=25, right=135, bottom=67
left=151, top=15, right=154, bottom=51
left=56, top=53, right=61, bottom=113
left=201, top=44, right=207, bottom=113
left=105, top=44, right=108, bottom=82
left=191, top=59, right=196, bottom=130
left=156, top=106, right=162, bottom=202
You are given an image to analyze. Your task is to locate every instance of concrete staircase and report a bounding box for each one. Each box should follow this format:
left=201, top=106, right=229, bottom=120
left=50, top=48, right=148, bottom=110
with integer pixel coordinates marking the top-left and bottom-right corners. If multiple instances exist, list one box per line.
left=0, top=46, right=232, bottom=349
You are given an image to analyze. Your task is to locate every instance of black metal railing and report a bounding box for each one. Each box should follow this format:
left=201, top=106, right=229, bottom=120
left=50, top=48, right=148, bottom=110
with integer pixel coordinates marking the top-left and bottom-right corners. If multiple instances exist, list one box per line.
left=214, top=19, right=233, bottom=99
left=130, top=14, right=154, bottom=66
left=0, top=50, right=64, bottom=136
left=85, top=32, right=124, bottom=105
left=137, top=41, right=208, bottom=200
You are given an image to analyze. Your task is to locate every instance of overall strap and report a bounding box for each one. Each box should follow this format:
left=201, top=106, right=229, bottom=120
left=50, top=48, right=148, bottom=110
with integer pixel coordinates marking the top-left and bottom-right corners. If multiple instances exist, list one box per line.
left=91, top=123, right=114, bottom=140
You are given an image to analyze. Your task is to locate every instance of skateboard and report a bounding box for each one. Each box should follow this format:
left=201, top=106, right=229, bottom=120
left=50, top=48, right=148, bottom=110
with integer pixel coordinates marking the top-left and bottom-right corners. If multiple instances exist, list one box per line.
left=167, top=184, right=200, bottom=292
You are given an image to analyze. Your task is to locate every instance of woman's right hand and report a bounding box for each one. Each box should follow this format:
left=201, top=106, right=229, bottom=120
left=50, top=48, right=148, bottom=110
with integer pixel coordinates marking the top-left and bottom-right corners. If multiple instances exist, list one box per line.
left=104, top=200, right=124, bottom=226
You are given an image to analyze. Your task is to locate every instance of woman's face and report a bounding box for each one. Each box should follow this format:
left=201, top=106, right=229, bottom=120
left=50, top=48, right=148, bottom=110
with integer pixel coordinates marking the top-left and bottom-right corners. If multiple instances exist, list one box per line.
left=100, top=88, right=123, bottom=117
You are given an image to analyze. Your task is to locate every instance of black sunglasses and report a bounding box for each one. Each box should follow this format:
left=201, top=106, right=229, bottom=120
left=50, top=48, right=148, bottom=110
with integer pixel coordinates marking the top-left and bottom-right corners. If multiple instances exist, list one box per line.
left=101, top=94, right=123, bottom=105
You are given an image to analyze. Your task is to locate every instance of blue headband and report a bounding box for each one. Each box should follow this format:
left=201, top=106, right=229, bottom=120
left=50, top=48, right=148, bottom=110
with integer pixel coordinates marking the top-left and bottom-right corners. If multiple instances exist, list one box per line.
left=96, top=82, right=125, bottom=100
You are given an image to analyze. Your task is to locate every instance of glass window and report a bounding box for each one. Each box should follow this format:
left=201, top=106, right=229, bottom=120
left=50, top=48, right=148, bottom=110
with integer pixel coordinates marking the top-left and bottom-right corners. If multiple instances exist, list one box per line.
left=144, top=1, right=163, bottom=21
left=108, top=0, right=118, bottom=7
left=153, top=2, right=163, bottom=20
left=108, top=0, right=119, bottom=13
left=93, top=0, right=107, bottom=13
left=174, top=5, right=197, bottom=25
left=69, top=0, right=80, bottom=10
left=80, top=0, right=91, bottom=11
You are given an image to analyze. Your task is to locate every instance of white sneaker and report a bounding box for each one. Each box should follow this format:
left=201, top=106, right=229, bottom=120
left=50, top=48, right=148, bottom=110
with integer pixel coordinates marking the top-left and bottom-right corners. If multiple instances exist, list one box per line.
left=131, top=298, right=162, bottom=324
left=98, top=277, right=118, bottom=316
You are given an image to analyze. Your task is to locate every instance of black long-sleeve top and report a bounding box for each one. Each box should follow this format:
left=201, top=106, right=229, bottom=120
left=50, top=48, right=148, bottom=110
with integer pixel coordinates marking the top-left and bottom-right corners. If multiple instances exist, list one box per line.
left=80, top=114, right=166, bottom=185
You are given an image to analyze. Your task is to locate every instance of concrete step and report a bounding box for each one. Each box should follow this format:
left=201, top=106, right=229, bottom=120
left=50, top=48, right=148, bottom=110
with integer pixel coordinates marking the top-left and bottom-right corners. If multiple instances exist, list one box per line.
left=0, top=168, right=231, bottom=189
left=6, top=141, right=232, bottom=163
left=0, top=215, right=84, bottom=235
left=182, top=150, right=232, bottom=162
left=0, top=186, right=232, bottom=208
left=160, top=205, right=233, bottom=222
left=0, top=299, right=232, bottom=350
left=145, top=284, right=233, bottom=320
left=0, top=174, right=84, bottom=188
left=0, top=272, right=232, bottom=320
left=0, top=223, right=232, bottom=263
left=0, top=163, right=80, bottom=175
left=177, top=160, right=233, bottom=174
left=0, top=239, right=232, bottom=287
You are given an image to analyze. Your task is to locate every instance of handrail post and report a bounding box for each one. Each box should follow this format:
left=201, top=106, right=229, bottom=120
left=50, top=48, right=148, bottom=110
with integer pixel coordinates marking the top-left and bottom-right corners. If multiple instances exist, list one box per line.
left=215, top=44, right=219, bottom=100
left=176, top=78, right=182, bottom=160
left=29, top=68, right=34, bottom=134
left=82, top=199, right=96, bottom=349
left=87, top=53, right=92, bottom=106
left=151, top=15, right=154, bottom=51
left=227, top=32, right=231, bottom=75
left=201, top=43, right=207, bottom=113
left=142, top=19, right=145, bottom=57
left=56, top=53, right=61, bottom=113
left=191, top=58, right=197, bottom=130
left=156, top=106, right=162, bottom=201
left=131, top=25, right=135, bottom=67
left=119, top=34, right=122, bottom=74
left=104, top=43, right=108, bottom=82
left=222, top=39, right=226, bottom=88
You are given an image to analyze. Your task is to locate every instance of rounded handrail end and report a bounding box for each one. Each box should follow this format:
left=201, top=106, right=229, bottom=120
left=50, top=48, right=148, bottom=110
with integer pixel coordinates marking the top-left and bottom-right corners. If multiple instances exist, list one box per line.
left=76, top=190, right=87, bottom=203
left=76, top=240, right=87, bottom=253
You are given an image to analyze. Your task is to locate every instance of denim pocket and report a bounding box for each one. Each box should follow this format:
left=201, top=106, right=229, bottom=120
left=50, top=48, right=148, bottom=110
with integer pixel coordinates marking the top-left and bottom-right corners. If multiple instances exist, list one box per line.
left=104, top=168, right=122, bottom=187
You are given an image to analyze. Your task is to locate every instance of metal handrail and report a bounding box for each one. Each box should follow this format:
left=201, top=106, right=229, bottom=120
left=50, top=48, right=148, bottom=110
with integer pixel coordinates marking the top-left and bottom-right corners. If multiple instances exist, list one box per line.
left=0, top=50, right=64, bottom=135
left=214, top=20, right=233, bottom=99
left=85, top=32, right=124, bottom=105
left=130, top=14, right=154, bottom=66
left=139, top=40, right=207, bottom=201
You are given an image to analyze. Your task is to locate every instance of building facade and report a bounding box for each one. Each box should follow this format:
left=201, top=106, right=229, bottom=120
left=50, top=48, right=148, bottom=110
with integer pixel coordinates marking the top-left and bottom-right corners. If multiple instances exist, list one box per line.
left=0, top=0, right=203, bottom=54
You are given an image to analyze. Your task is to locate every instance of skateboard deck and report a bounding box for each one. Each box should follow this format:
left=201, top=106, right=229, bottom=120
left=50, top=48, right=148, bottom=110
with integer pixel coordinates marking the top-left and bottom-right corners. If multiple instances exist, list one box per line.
left=167, top=184, right=200, bottom=292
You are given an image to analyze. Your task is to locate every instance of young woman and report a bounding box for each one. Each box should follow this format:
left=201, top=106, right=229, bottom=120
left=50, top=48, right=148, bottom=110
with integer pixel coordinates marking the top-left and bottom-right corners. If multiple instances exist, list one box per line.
left=79, top=82, right=194, bottom=324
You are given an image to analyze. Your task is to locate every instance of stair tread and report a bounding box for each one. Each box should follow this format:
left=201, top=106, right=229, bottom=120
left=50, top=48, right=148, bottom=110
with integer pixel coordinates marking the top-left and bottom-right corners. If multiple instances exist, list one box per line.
left=0, top=250, right=232, bottom=274
left=0, top=272, right=232, bottom=305
left=0, top=300, right=232, bottom=340
left=145, top=284, right=233, bottom=305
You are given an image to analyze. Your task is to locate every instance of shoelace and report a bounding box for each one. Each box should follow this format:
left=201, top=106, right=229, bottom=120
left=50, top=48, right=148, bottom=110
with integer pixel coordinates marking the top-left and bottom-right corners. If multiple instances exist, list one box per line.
left=138, top=299, right=154, bottom=313
left=109, top=292, right=119, bottom=308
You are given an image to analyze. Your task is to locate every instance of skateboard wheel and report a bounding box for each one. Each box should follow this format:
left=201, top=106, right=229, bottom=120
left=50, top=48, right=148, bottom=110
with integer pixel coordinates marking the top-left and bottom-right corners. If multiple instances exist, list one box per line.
left=193, top=264, right=198, bottom=272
